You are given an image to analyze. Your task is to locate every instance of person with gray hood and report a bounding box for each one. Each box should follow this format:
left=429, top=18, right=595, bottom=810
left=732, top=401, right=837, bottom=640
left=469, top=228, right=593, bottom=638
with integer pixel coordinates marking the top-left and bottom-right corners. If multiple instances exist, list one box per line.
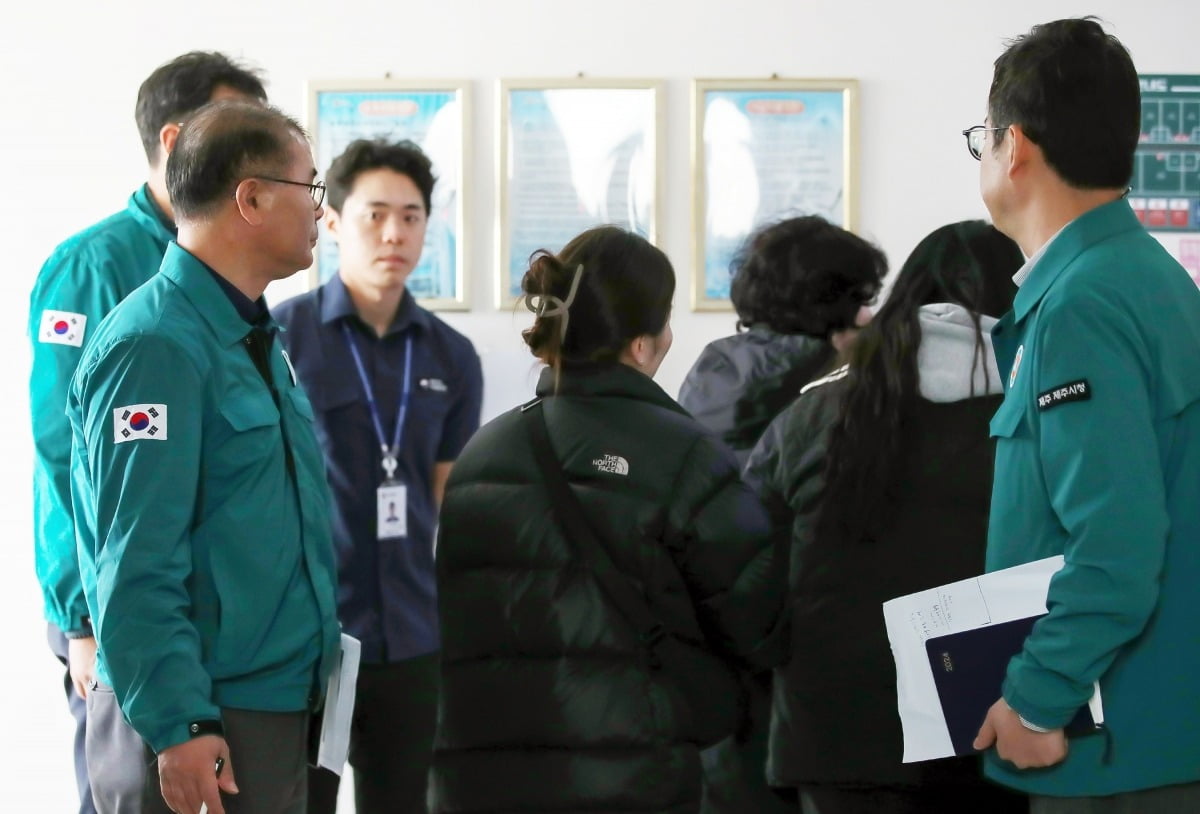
left=745, top=220, right=1028, bottom=813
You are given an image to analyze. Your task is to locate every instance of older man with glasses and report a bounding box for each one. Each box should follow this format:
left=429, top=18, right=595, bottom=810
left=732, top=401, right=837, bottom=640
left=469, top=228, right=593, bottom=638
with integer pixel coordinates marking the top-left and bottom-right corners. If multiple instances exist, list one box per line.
left=28, top=51, right=267, bottom=814
left=67, top=100, right=341, bottom=814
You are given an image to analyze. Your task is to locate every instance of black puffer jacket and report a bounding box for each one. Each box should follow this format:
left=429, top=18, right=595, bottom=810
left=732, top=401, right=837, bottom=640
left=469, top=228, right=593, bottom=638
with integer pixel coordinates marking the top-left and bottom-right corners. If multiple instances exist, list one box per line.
left=678, top=326, right=834, bottom=466
left=745, top=305, right=1025, bottom=806
left=431, top=362, right=786, bottom=814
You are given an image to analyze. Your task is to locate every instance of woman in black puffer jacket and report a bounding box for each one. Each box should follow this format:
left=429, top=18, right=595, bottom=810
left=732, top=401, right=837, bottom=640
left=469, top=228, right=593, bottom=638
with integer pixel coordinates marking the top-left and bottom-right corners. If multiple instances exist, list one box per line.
left=746, top=221, right=1029, bottom=814
left=430, top=226, right=787, bottom=814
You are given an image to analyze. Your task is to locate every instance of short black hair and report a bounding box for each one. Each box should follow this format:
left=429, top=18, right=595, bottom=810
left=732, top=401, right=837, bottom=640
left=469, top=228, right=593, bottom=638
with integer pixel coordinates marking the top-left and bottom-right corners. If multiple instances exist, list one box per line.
left=166, top=100, right=306, bottom=221
left=989, top=17, right=1140, bottom=189
left=325, top=139, right=436, bottom=214
left=135, top=51, right=267, bottom=164
left=729, top=215, right=885, bottom=337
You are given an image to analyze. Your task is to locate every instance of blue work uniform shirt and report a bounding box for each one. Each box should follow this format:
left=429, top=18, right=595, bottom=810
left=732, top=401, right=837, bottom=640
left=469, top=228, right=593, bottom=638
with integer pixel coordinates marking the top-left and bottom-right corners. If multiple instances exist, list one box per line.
left=275, top=275, right=483, bottom=663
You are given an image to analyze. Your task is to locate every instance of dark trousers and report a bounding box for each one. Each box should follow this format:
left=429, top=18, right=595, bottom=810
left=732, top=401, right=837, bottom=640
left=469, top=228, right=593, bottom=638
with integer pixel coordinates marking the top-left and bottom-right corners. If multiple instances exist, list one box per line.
left=799, top=782, right=1027, bottom=814
left=308, top=652, right=440, bottom=814
left=87, top=684, right=308, bottom=814
left=1031, top=782, right=1200, bottom=813
left=142, top=708, right=310, bottom=814
left=49, top=623, right=99, bottom=814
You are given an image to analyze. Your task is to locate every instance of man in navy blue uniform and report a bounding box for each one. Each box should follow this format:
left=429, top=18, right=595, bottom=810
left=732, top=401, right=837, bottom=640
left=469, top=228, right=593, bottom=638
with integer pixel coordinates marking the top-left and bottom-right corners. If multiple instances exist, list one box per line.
left=274, top=138, right=483, bottom=814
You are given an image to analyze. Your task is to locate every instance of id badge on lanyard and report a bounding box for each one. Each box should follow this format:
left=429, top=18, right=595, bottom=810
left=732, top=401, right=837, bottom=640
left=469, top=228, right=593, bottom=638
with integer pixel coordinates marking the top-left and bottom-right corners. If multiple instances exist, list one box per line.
left=342, top=323, right=413, bottom=540
left=377, top=481, right=407, bottom=539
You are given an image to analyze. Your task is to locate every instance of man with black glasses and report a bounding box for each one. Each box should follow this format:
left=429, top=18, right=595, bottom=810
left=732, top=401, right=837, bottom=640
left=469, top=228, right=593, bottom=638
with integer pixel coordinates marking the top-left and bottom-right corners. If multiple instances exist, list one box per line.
left=28, top=51, right=265, bottom=814
left=966, top=17, right=1200, bottom=811
left=68, top=100, right=340, bottom=814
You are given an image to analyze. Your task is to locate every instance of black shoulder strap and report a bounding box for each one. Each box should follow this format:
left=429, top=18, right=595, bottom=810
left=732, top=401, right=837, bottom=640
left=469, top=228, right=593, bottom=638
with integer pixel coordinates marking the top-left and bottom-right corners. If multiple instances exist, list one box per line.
left=521, top=399, right=665, bottom=649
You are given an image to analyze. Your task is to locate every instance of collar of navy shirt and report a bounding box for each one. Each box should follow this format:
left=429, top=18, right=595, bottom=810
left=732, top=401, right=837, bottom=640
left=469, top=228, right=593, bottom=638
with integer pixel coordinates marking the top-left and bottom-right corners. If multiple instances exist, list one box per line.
left=319, top=273, right=431, bottom=338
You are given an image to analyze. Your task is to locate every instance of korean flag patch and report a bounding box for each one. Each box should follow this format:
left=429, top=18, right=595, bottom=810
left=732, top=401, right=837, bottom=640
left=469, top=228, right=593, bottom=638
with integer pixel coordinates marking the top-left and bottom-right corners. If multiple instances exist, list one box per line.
left=113, top=404, right=168, bottom=443
left=39, top=310, right=87, bottom=347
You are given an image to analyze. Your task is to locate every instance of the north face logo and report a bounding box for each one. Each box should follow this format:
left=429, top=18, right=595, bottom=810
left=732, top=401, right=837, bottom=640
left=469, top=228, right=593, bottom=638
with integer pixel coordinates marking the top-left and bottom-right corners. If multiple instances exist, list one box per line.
left=592, top=454, right=629, bottom=476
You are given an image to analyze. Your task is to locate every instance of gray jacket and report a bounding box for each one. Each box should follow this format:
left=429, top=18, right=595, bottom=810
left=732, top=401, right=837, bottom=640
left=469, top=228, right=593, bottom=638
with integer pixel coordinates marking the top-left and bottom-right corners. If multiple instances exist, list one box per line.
left=678, top=326, right=833, bottom=466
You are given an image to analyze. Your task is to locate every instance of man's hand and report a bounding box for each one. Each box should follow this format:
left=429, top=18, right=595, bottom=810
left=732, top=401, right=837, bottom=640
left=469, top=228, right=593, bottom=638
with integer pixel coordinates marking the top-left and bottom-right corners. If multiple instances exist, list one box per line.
left=67, top=636, right=98, bottom=699
left=157, top=735, right=238, bottom=814
left=973, top=698, right=1068, bottom=769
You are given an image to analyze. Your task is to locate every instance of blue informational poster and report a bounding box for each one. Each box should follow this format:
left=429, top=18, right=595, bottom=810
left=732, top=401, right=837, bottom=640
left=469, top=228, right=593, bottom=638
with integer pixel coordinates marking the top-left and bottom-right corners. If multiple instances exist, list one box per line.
left=502, top=86, right=658, bottom=301
left=313, top=87, right=464, bottom=305
left=698, top=86, right=851, bottom=305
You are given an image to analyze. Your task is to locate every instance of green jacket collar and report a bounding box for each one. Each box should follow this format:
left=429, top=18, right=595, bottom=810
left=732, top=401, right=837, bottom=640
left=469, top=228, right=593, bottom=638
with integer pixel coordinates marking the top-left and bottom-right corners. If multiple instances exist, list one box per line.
left=536, top=361, right=689, bottom=417
left=126, top=184, right=177, bottom=245
left=1012, top=198, right=1142, bottom=323
left=160, top=242, right=269, bottom=347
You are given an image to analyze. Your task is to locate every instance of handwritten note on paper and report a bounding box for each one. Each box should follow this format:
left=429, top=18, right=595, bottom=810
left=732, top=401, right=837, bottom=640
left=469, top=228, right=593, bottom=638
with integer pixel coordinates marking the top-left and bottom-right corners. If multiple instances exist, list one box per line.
left=905, top=579, right=993, bottom=644
left=882, top=555, right=1064, bottom=762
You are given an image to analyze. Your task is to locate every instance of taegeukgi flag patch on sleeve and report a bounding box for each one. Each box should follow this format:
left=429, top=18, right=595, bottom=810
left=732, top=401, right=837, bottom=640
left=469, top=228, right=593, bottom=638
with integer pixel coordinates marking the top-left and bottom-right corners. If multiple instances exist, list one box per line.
left=39, top=310, right=88, bottom=347
left=113, top=404, right=168, bottom=443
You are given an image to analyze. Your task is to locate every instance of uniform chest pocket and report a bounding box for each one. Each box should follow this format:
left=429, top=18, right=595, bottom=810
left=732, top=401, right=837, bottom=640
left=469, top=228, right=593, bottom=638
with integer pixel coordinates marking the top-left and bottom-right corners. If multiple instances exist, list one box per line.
left=413, top=375, right=454, bottom=419
left=213, top=393, right=282, bottom=477
left=285, top=385, right=315, bottom=422
left=990, top=397, right=1031, bottom=440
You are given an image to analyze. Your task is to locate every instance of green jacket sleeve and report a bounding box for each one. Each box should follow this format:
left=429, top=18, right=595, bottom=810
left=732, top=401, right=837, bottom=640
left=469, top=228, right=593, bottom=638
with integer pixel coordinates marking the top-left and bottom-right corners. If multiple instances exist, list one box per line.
left=1003, top=289, right=1170, bottom=728
left=30, top=246, right=124, bottom=634
left=71, top=333, right=220, bottom=752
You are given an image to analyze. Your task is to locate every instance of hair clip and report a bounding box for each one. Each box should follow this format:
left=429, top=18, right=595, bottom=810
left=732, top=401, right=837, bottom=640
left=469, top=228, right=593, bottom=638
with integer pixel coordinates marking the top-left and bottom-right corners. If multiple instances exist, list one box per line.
left=525, top=264, right=584, bottom=343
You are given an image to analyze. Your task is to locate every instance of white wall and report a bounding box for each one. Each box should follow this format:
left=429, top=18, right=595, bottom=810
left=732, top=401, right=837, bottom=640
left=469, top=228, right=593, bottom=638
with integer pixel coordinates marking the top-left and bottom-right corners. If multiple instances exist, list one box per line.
left=2, top=0, right=1196, bottom=808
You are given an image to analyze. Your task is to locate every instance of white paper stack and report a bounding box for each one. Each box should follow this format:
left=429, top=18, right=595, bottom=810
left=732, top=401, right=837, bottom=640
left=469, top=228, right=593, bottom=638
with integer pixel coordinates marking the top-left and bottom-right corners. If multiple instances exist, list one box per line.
left=317, top=633, right=362, bottom=775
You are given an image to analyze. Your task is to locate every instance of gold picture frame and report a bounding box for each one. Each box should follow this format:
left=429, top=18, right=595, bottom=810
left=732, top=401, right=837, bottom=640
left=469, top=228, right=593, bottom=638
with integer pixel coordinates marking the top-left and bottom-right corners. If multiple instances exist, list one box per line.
left=496, top=78, right=664, bottom=308
left=306, top=79, right=471, bottom=310
left=692, top=78, right=858, bottom=310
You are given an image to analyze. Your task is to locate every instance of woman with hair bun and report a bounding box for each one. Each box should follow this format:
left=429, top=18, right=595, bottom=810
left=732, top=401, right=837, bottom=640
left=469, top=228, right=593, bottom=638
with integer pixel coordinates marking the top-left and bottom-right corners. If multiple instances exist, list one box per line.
left=429, top=226, right=786, bottom=814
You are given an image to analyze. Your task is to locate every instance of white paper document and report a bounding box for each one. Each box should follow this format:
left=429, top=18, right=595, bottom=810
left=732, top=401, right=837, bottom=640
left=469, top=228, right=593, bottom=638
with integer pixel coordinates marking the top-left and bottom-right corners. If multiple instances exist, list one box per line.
left=882, top=555, right=1100, bottom=762
left=317, top=633, right=362, bottom=775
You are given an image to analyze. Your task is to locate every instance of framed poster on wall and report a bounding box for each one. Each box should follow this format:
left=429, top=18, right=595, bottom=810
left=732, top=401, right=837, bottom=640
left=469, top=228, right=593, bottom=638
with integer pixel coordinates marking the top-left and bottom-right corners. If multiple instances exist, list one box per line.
left=497, top=78, right=663, bottom=307
left=307, top=79, right=469, bottom=309
left=692, top=78, right=857, bottom=310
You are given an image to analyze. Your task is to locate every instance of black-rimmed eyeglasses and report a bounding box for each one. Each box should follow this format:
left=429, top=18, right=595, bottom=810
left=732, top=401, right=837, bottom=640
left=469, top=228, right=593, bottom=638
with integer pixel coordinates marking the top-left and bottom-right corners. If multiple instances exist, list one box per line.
left=256, top=176, right=326, bottom=208
left=961, top=125, right=1007, bottom=161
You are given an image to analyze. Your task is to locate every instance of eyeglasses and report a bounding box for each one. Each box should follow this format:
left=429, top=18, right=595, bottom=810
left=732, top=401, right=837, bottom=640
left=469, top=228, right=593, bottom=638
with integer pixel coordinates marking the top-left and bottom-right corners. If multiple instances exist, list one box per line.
left=961, top=125, right=1007, bottom=160
left=256, top=176, right=326, bottom=209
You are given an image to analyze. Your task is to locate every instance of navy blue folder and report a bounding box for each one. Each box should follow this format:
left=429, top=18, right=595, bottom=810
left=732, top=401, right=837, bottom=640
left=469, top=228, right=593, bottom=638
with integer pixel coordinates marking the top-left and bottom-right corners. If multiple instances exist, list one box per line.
left=924, top=614, right=1100, bottom=756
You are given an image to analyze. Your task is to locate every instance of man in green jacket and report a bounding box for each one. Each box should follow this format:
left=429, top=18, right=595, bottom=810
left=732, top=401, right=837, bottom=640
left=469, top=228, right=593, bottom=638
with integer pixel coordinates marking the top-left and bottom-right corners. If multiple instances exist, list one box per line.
left=28, top=51, right=265, bottom=814
left=68, top=100, right=339, bottom=814
left=967, top=17, right=1200, bottom=810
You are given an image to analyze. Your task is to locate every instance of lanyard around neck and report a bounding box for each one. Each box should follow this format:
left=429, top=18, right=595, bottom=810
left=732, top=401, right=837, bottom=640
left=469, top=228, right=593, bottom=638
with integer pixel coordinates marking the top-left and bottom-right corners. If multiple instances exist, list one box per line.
left=341, top=322, right=413, bottom=481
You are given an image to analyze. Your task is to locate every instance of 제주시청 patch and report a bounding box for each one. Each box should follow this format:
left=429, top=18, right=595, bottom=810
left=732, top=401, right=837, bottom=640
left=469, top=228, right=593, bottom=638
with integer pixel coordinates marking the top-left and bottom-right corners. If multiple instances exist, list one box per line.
left=1037, top=379, right=1091, bottom=411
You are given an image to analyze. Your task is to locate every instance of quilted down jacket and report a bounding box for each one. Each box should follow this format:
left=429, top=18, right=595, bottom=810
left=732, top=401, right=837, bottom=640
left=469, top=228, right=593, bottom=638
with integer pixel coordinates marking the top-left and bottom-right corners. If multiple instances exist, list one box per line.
left=430, top=361, right=786, bottom=813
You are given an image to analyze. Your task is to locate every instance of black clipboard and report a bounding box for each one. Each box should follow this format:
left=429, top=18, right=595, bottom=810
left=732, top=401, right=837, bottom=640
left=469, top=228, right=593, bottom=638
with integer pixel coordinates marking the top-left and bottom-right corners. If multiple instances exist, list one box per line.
left=924, top=614, right=1102, bottom=756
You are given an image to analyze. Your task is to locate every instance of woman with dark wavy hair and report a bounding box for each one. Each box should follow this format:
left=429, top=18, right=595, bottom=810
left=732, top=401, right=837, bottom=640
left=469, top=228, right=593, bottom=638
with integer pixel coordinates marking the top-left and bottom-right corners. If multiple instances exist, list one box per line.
left=679, top=215, right=885, bottom=466
left=430, top=226, right=786, bottom=814
left=746, top=220, right=1029, bottom=814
